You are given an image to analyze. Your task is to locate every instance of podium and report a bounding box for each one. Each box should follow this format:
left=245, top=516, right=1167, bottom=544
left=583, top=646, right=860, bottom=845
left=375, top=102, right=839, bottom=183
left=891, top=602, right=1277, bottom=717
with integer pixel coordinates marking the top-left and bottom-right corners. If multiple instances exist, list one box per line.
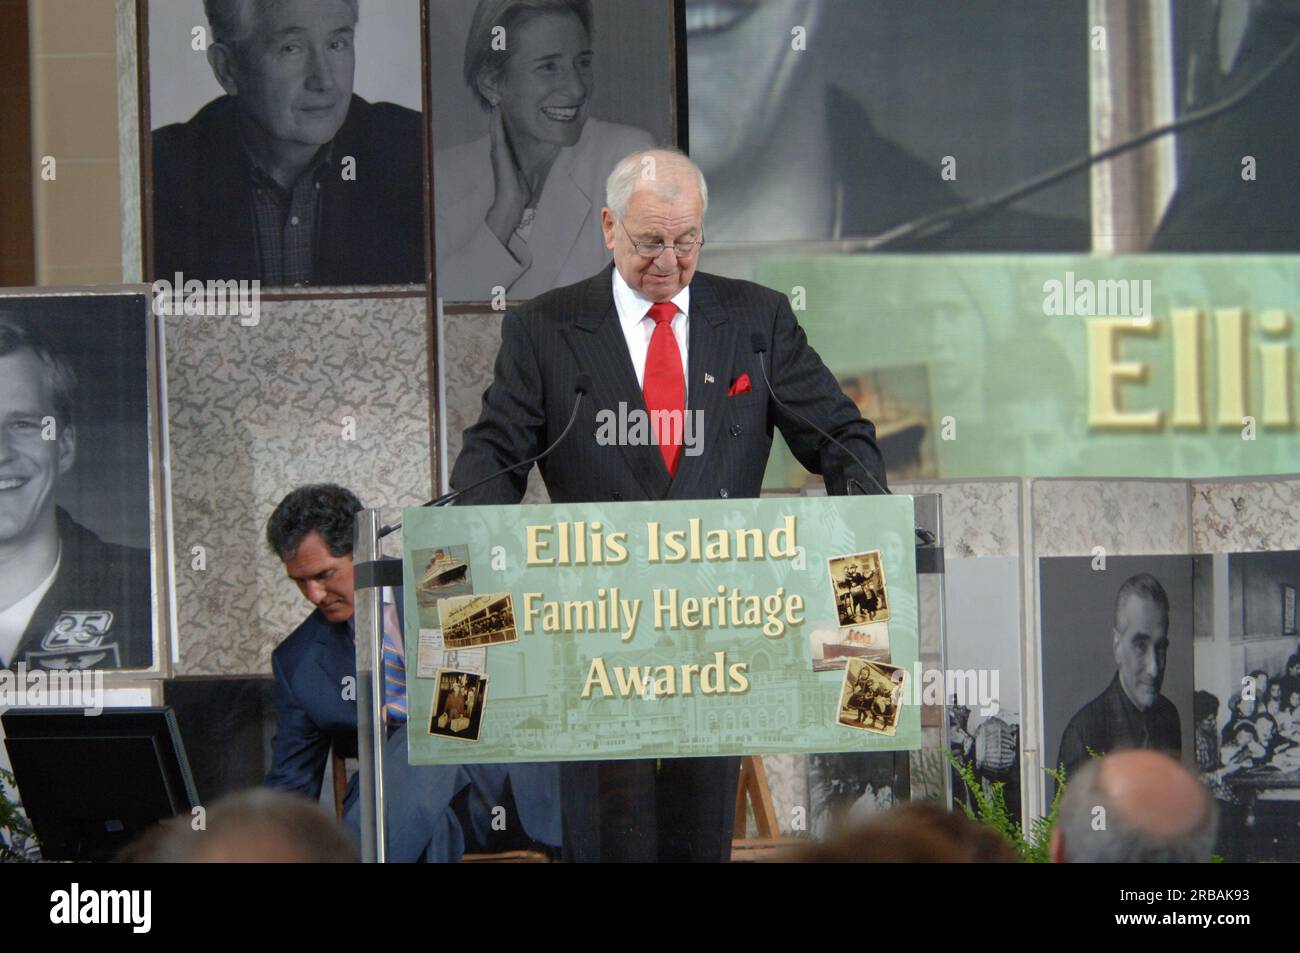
left=350, top=493, right=945, bottom=862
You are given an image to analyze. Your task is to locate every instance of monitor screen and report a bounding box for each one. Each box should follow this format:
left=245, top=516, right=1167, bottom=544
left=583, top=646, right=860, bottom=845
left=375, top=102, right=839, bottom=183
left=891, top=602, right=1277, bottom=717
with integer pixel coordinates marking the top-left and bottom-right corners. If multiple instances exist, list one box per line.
left=2, top=707, right=198, bottom=862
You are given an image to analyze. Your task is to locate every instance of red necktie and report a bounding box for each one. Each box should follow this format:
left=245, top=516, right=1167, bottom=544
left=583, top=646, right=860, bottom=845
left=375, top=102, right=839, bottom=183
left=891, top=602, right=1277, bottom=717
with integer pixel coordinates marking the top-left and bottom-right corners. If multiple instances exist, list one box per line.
left=643, top=301, right=684, bottom=478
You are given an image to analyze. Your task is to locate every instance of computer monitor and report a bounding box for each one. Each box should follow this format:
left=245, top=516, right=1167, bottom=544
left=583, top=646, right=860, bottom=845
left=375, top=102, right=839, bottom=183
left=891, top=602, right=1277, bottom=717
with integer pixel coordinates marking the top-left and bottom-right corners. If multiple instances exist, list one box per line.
left=2, top=707, right=199, bottom=862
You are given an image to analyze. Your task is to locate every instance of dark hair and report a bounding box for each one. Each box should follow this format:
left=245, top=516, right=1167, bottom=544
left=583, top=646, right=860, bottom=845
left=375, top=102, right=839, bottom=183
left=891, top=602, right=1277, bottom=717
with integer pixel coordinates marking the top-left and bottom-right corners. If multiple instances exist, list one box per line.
left=1113, top=572, right=1170, bottom=631
left=0, top=315, right=77, bottom=426
left=1193, top=690, right=1219, bottom=723
left=1287, top=654, right=1300, bottom=671
left=204, top=0, right=359, bottom=47
left=463, top=0, right=593, bottom=110
left=795, top=802, right=1018, bottom=863
left=266, top=484, right=363, bottom=562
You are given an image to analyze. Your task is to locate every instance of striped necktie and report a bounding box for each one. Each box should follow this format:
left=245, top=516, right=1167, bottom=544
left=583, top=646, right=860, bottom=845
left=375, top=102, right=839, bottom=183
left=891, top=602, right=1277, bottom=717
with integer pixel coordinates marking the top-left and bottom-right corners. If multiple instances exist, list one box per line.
left=381, top=601, right=407, bottom=726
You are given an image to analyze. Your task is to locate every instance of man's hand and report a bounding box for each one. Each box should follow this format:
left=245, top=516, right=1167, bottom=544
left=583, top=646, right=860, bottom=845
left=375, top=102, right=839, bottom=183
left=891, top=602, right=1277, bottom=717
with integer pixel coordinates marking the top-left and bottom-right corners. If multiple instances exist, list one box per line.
left=485, top=106, right=530, bottom=248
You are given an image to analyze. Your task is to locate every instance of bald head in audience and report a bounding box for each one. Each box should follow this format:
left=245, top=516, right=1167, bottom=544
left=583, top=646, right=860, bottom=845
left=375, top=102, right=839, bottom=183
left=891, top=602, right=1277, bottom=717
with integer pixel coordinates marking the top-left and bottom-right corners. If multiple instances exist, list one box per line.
left=1051, top=749, right=1216, bottom=863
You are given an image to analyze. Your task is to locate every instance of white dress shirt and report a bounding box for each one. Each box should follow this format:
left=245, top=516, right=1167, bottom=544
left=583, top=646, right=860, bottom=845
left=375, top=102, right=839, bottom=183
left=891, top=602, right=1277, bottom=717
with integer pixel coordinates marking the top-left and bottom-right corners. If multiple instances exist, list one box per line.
left=612, top=267, right=690, bottom=393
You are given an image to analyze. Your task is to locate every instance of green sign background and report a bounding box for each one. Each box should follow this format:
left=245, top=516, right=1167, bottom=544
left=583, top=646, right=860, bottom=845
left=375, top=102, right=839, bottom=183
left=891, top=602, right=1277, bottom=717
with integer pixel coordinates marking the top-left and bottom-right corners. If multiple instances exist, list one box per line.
left=402, top=495, right=920, bottom=765
left=753, top=255, right=1300, bottom=484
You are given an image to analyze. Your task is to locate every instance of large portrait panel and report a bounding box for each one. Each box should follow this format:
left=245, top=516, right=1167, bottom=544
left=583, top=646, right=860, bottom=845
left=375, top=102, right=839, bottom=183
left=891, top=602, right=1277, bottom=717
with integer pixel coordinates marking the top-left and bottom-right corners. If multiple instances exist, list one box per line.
left=1198, top=550, right=1300, bottom=862
left=429, top=0, right=681, bottom=303
left=687, top=0, right=1092, bottom=253
left=142, top=0, right=428, bottom=290
left=1038, top=554, right=1205, bottom=803
left=0, top=289, right=168, bottom=674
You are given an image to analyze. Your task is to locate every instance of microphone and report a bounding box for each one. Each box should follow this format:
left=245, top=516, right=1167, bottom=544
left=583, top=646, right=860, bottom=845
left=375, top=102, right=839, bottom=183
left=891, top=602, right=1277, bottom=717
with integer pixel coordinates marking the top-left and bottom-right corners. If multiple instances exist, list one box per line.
left=751, top=333, right=937, bottom=546
left=751, top=333, right=888, bottom=498
left=377, top=374, right=591, bottom=538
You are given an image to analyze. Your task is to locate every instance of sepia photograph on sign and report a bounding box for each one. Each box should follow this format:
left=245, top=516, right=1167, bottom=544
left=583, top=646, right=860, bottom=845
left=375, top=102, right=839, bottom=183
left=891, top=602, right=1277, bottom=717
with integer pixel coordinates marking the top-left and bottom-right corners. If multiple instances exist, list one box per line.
left=438, top=592, right=519, bottom=649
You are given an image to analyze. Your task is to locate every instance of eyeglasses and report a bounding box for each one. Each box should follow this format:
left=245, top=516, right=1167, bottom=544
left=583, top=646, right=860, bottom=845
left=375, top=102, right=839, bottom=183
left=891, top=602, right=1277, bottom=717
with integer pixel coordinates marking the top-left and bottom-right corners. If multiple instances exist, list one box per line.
left=620, top=221, right=704, bottom=259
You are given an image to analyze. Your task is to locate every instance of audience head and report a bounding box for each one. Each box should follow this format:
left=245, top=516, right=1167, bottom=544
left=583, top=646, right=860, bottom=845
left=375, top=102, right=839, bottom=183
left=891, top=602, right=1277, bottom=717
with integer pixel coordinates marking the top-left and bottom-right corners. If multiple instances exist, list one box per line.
left=123, top=788, right=357, bottom=862
left=1051, top=750, right=1216, bottom=863
left=796, top=802, right=1019, bottom=863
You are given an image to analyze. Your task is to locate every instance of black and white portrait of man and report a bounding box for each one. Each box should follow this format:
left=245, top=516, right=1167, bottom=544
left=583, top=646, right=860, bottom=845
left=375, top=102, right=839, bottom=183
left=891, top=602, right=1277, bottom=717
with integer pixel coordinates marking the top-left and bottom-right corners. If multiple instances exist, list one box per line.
left=0, top=293, right=160, bottom=672
left=147, top=0, right=426, bottom=288
left=1040, top=556, right=1204, bottom=787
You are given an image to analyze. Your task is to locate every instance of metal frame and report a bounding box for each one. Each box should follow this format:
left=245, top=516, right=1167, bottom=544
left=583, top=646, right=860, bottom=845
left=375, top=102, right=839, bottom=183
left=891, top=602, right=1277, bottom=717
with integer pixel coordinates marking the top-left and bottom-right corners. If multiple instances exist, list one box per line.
left=0, top=284, right=173, bottom=680
left=351, top=508, right=387, bottom=863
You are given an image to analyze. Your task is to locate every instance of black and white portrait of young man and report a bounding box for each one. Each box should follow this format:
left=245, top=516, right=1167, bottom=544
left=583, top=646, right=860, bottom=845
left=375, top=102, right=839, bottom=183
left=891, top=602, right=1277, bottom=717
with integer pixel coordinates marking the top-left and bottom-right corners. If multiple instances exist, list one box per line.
left=0, top=293, right=160, bottom=672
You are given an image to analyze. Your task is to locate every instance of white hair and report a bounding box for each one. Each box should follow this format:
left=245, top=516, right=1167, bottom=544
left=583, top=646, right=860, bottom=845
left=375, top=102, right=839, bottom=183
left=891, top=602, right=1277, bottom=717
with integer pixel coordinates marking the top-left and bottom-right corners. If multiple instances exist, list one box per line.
left=205, top=0, right=360, bottom=46
left=605, top=149, right=708, bottom=220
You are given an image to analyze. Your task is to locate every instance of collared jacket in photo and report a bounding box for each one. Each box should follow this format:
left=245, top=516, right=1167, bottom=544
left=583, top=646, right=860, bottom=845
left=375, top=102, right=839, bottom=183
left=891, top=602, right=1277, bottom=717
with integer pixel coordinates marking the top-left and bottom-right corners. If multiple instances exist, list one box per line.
left=9, top=508, right=153, bottom=671
left=1058, top=672, right=1182, bottom=778
left=152, top=94, right=426, bottom=286
left=434, top=118, right=655, bottom=301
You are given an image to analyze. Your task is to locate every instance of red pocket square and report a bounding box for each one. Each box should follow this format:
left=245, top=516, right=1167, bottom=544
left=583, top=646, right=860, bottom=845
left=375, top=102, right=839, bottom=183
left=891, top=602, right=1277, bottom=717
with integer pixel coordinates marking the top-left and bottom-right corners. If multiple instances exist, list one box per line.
left=727, top=373, right=752, bottom=397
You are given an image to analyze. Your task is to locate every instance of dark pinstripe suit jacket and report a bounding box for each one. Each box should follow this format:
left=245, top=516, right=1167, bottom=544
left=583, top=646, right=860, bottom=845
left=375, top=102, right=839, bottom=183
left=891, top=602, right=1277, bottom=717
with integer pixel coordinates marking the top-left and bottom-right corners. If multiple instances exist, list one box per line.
left=451, top=264, right=887, bottom=503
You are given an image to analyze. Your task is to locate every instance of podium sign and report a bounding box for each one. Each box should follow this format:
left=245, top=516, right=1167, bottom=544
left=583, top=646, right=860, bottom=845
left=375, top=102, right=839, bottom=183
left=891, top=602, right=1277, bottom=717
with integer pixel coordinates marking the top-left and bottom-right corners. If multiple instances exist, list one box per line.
left=402, top=495, right=919, bottom=764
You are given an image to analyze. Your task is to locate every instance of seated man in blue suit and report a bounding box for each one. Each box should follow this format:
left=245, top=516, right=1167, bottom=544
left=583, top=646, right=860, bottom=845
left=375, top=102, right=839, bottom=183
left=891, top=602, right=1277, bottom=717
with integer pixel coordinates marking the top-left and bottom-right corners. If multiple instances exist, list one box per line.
left=263, top=483, right=560, bottom=860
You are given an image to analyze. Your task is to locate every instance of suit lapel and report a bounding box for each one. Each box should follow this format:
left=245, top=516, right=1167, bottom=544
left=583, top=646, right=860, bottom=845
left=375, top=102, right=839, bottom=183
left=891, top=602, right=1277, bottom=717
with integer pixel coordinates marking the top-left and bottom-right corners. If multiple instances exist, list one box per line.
left=570, top=268, right=672, bottom=499
left=669, top=273, right=734, bottom=499
left=309, top=617, right=354, bottom=700
left=526, top=147, right=591, bottom=290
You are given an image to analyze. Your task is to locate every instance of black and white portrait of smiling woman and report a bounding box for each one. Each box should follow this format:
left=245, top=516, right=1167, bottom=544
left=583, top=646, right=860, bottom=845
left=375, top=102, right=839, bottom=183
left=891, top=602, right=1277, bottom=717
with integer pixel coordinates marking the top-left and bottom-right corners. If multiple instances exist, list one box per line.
left=431, top=0, right=676, bottom=302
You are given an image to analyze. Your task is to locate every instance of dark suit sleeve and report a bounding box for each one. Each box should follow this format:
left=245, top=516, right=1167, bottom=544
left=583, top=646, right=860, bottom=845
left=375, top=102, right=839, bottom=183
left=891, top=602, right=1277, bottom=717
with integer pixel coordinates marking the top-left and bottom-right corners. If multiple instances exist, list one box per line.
left=766, top=293, right=888, bottom=495
left=1057, top=717, right=1089, bottom=779
left=264, top=650, right=330, bottom=799
left=450, top=309, right=547, bottom=505
left=1161, top=700, right=1183, bottom=757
